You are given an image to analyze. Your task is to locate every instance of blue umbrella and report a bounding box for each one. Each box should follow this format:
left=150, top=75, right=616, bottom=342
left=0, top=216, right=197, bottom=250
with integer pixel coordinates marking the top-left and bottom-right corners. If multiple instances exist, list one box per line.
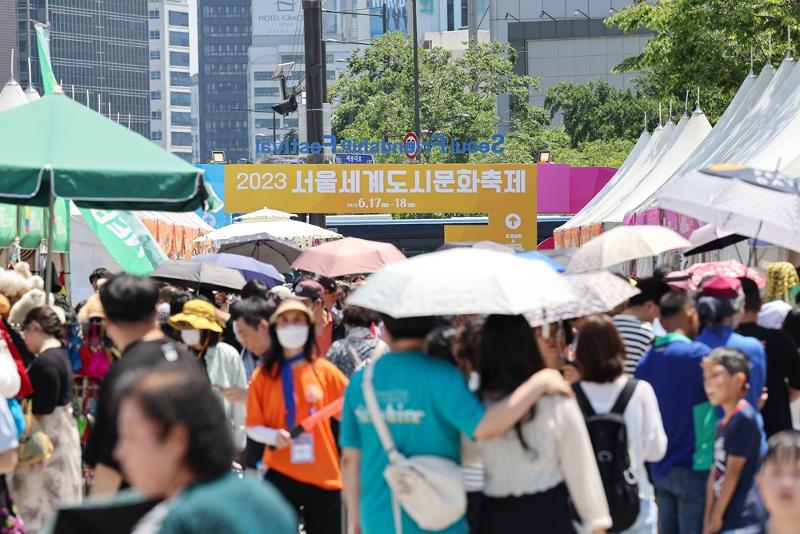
left=192, top=253, right=285, bottom=288
left=516, top=250, right=566, bottom=272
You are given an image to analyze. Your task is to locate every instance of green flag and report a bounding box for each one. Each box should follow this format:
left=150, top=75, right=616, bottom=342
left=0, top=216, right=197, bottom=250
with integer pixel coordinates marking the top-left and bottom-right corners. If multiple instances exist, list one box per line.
left=17, top=206, right=45, bottom=249
left=34, top=23, right=58, bottom=94
left=0, top=205, right=17, bottom=248
left=79, top=208, right=167, bottom=276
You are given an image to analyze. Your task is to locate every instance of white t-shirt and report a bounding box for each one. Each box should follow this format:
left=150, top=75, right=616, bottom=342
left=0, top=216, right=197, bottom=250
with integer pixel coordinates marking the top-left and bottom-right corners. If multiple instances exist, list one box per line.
left=578, top=375, right=667, bottom=501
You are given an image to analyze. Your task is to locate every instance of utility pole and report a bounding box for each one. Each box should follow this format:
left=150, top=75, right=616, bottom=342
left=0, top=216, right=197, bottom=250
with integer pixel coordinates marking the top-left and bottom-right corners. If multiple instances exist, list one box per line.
left=411, top=0, right=421, bottom=161
left=303, top=0, right=327, bottom=228
left=468, top=0, right=478, bottom=44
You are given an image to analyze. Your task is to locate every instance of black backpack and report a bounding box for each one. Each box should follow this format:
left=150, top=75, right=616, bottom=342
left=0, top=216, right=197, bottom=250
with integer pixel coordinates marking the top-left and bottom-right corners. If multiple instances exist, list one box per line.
left=572, top=379, right=640, bottom=533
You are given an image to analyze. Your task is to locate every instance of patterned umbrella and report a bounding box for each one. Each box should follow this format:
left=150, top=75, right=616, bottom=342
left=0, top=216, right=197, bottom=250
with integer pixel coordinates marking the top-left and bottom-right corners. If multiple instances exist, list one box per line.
left=525, top=271, right=640, bottom=326
left=667, top=260, right=766, bottom=291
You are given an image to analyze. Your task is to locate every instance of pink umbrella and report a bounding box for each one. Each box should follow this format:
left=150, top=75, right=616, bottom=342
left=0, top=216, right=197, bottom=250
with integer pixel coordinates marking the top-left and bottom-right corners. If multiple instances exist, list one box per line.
left=666, top=260, right=766, bottom=291
left=291, top=237, right=407, bottom=277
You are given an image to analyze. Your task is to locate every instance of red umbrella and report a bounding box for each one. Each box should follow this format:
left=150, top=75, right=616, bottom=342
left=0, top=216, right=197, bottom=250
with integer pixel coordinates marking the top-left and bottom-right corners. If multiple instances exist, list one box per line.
left=667, top=260, right=765, bottom=291
left=291, top=237, right=406, bottom=277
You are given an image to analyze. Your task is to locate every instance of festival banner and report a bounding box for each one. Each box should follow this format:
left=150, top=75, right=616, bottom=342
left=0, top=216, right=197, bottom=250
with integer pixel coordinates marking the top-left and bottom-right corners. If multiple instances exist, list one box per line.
left=79, top=209, right=167, bottom=275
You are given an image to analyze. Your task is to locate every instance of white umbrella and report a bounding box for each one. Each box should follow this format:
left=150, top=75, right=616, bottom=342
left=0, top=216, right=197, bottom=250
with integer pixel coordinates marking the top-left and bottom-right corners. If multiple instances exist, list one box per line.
left=235, top=207, right=296, bottom=222
left=196, top=219, right=342, bottom=250
left=657, top=166, right=800, bottom=252
left=347, top=248, right=578, bottom=318
left=567, top=225, right=690, bottom=274
left=525, top=271, right=640, bottom=326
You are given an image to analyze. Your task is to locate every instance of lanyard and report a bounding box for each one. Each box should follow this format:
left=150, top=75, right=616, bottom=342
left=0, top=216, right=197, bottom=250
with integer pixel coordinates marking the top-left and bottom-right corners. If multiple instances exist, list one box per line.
left=280, top=353, right=306, bottom=429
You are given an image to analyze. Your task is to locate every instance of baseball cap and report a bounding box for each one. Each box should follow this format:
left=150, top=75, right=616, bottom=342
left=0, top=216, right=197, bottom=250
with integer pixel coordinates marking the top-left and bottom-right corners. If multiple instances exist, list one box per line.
left=295, top=280, right=324, bottom=302
left=269, top=285, right=293, bottom=300
left=316, top=276, right=337, bottom=293
left=700, top=276, right=742, bottom=298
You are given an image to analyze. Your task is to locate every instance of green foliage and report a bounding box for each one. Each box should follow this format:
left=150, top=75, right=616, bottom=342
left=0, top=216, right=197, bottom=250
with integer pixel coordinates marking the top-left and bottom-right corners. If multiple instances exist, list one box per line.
left=608, top=0, right=800, bottom=122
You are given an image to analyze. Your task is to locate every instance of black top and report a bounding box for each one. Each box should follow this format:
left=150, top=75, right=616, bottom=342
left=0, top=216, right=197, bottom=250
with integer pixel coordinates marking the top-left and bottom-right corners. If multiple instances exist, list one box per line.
left=83, top=338, right=196, bottom=472
left=28, top=347, right=74, bottom=415
left=738, top=322, right=800, bottom=437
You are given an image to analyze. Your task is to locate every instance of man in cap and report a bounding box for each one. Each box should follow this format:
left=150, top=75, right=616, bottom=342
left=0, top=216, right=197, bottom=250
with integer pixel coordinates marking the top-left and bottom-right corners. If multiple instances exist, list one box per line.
left=85, top=274, right=196, bottom=496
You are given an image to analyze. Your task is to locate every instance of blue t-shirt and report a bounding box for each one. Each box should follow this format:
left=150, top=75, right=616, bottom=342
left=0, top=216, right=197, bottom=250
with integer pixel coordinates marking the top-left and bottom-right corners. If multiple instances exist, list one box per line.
left=711, top=401, right=766, bottom=530
left=339, top=352, right=485, bottom=534
left=635, top=334, right=714, bottom=480
left=697, top=326, right=768, bottom=455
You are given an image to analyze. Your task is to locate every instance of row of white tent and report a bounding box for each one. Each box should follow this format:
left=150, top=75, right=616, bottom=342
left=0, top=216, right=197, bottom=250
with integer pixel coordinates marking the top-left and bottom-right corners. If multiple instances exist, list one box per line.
left=557, top=51, right=800, bottom=244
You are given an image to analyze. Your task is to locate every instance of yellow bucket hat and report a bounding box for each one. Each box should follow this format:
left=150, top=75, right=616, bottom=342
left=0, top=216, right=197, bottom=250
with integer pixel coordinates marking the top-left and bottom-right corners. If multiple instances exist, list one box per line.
left=169, top=299, right=223, bottom=332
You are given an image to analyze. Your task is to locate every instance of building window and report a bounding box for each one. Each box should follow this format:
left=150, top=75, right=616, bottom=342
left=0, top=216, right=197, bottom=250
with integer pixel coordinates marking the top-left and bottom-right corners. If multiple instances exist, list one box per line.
left=255, top=103, right=276, bottom=112
left=170, top=91, right=191, bottom=107
left=171, top=111, right=192, bottom=126
left=254, top=87, right=280, bottom=97
left=253, top=71, right=271, bottom=81
left=327, top=70, right=336, bottom=81
left=152, top=111, right=162, bottom=120
left=150, top=70, right=161, bottom=80
left=168, top=11, right=190, bottom=27
left=169, top=31, right=190, bottom=47
left=151, top=130, right=163, bottom=141
left=284, top=118, right=299, bottom=128
left=150, top=50, right=160, bottom=60
left=255, top=119, right=276, bottom=129
left=148, top=9, right=160, bottom=19
left=171, top=132, right=192, bottom=146
left=170, top=71, right=191, bottom=87
left=151, top=90, right=161, bottom=100
left=149, top=30, right=160, bottom=40
left=169, top=51, right=190, bottom=67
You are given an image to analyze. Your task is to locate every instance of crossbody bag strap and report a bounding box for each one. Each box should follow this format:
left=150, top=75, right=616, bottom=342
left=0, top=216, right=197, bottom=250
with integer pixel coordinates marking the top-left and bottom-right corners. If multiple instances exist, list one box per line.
left=362, top=362, right=399, bottom=459
left=344, top=342, right=362, bottom=368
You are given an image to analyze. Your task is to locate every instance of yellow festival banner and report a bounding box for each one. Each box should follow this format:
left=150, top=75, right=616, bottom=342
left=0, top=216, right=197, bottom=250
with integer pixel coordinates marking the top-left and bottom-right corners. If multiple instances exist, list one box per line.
left=224, top=163, right=538, bottom=250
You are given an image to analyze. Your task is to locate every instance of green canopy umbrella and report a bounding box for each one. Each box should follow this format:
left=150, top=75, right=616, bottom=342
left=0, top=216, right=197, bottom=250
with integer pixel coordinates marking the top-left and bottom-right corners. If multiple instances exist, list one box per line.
left=0, top=93, right=217, bottom=211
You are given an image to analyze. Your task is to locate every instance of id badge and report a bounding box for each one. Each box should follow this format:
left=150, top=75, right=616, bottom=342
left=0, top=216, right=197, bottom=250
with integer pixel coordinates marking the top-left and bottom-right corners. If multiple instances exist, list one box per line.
left=290, top=433, right=314, bottom=464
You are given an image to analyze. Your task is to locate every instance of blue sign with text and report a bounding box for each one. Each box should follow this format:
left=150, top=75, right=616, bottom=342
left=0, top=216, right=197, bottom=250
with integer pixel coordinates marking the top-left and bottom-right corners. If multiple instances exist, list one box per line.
left=334, top=153, right=375, bottom=164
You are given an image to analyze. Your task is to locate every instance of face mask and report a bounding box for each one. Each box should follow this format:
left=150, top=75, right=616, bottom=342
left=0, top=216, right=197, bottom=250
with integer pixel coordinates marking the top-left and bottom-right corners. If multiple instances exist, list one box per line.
left=276, top=324, right=309, bottom=350
left=181, top=329, right=202, bottom=346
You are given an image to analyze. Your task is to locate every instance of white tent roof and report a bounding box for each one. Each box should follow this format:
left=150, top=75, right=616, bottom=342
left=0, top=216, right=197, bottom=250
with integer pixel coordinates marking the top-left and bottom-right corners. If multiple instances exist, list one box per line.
left=603, top=108, right=712, bottom=224
left=235, top=207, right=296, bottom=222
left=197, top=219, right=342, bottom=245
left=24, top=86, right=40, bottom=102
left=747, top=59, right=800, bottom=169
left=0, top=79, right=28, bottom=113
left=559, top=127, right=651, bottom=230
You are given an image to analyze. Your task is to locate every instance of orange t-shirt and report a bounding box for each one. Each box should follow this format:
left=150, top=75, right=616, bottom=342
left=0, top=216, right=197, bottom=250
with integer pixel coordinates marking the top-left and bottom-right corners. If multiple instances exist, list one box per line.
left=316, top=312, right=334, bottom=357
left=246, top=358, right=348, bottom=490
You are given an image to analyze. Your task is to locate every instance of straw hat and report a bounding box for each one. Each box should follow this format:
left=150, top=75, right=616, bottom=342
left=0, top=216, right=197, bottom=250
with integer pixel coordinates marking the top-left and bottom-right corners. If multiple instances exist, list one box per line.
left=269, top=298, right=314, bottom=325
left=169, top=299, right=223, bottom=333
left=77, top=294, right=105, bottom=322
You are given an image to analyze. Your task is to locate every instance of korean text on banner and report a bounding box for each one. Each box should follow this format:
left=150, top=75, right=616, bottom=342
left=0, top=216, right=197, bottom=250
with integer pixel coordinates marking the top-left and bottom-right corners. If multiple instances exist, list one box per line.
left=79, top=209, right=167, bottom=276
left=225, top=163, right=538, bottom=250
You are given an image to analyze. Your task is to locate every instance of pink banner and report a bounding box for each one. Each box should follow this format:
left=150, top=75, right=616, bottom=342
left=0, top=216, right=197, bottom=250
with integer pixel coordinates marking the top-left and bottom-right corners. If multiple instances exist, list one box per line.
left=643, top=208, right=661, bottom=225
left=537, top=164, right=616, bottom=214
left=678, top=213, right=701, bottom=238
left=623, top=212, right=636, bottom=226
left=663, top=210, right=680, bottom=233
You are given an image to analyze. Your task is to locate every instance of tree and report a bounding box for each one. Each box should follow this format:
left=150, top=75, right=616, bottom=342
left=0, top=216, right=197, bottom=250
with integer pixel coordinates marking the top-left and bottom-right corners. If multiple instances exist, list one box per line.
left=609, top=0, right=800, bottom=122
left=330, top=32, right=545, bottom=163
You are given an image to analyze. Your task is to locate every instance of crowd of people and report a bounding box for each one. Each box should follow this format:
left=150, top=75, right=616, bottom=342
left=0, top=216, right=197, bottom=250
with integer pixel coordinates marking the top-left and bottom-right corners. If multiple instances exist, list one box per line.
left=0, top=259, right=797, bottom=534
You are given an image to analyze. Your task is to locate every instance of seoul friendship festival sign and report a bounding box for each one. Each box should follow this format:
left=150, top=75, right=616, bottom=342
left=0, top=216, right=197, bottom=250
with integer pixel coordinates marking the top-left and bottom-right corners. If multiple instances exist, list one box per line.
left=224, top=163, right=538, bottom=250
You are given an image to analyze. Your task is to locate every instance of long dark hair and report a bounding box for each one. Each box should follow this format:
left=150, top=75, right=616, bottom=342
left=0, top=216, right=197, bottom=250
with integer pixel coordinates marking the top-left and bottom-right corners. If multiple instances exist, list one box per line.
left=262, top=318, right=317, bottom=377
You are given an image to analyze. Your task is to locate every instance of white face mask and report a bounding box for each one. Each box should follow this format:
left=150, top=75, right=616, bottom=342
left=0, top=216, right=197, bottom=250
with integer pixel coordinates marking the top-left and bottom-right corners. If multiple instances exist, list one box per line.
left=181, top=329, right=202, bottom=346
left=276, top=324, right=309, bottom=350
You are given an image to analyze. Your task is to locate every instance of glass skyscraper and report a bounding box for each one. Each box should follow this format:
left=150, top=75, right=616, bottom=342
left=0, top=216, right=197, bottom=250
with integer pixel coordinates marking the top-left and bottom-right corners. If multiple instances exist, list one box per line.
left=197, top=0, right=251, bottom=163
left=17, top=0, right=150, bottom=136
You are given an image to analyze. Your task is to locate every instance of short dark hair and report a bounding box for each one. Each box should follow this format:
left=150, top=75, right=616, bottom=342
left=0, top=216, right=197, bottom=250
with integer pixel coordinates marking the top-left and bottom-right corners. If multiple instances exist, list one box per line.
left=119, top=364, right=233, bottom=481
left=739, top=277, right=762, bottom=313
left=425, top=326, right=456, bottom=365
left=381, top=315, right=437, bottom=340
left=241, top=279, right=270, bottom=300
left=763, top=429, right=800, bottom=468
left=575, top=314, right=625, bottom=382
left=169, top=290, right=193, bottom=316
left=100, top=275, right=159, bottom=324
left=342, top=306, right=380, bottom=328
left=230, top=297, right=275, bottom=328
left=22, top=307, right=63, bottom=339
left=659, top=291, right=694, bottom=319
left=706, top=347, right=750, bottom=381
left=89, top=267, right=112, bottom=285
left=629, top=277, right=671, bottom=307
left=316, top=276, right=337, bottom=293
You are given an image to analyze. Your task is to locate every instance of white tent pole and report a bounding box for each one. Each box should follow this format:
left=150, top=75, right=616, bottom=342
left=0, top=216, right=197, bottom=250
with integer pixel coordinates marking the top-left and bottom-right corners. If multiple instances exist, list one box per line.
left=684, top=90, right=689, bottom=115
left=86, top=89, right=89, bottom=107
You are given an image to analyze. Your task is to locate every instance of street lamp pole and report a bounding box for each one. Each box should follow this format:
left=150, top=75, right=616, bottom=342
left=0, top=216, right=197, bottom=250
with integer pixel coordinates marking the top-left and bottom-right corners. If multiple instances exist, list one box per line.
left=411, top=0, right=421, bottom=161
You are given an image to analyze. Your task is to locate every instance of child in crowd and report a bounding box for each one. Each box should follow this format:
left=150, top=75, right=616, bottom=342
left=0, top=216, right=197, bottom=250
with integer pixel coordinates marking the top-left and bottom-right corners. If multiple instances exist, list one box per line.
left=756, top=430, right=800, bottom=534
left=702, top=348, right=766, bottom=534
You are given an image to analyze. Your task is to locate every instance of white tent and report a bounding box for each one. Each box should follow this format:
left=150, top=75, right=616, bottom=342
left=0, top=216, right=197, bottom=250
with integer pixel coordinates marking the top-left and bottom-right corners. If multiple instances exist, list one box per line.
left=603, top=107, right=712, bottom=224
left=197, top=219, right=342, bottom=249
left=0, top=78, right=27, bottom=113
left=70, top=206, right=212, bottom=303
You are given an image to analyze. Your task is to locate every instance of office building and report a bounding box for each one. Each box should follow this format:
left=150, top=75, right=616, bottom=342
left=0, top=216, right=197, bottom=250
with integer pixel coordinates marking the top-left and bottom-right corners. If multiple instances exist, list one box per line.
left=191, top=73, right=200, bottom=163
left=0, top=0, right=17, bottom=87
left=18, top=0, right=151, bottom=136
left=197, top=0, right=251, bottom=163
left=148, top=0, right=193, bottom=161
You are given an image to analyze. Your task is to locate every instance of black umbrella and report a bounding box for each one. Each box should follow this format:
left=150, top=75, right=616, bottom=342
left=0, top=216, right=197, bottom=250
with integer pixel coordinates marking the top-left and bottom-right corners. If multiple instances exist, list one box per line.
left=218, top=237, right=302, bottom=273
left=46, top=494, right=161, bottom=534
left=150, top=260, right=247, bottom=293
left=683, top=224, right=748, bottom=256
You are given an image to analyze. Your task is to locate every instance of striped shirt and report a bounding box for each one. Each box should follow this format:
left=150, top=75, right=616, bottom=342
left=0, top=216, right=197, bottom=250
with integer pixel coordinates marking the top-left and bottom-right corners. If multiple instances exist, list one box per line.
left=613, top=314, right=655, bottom=375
